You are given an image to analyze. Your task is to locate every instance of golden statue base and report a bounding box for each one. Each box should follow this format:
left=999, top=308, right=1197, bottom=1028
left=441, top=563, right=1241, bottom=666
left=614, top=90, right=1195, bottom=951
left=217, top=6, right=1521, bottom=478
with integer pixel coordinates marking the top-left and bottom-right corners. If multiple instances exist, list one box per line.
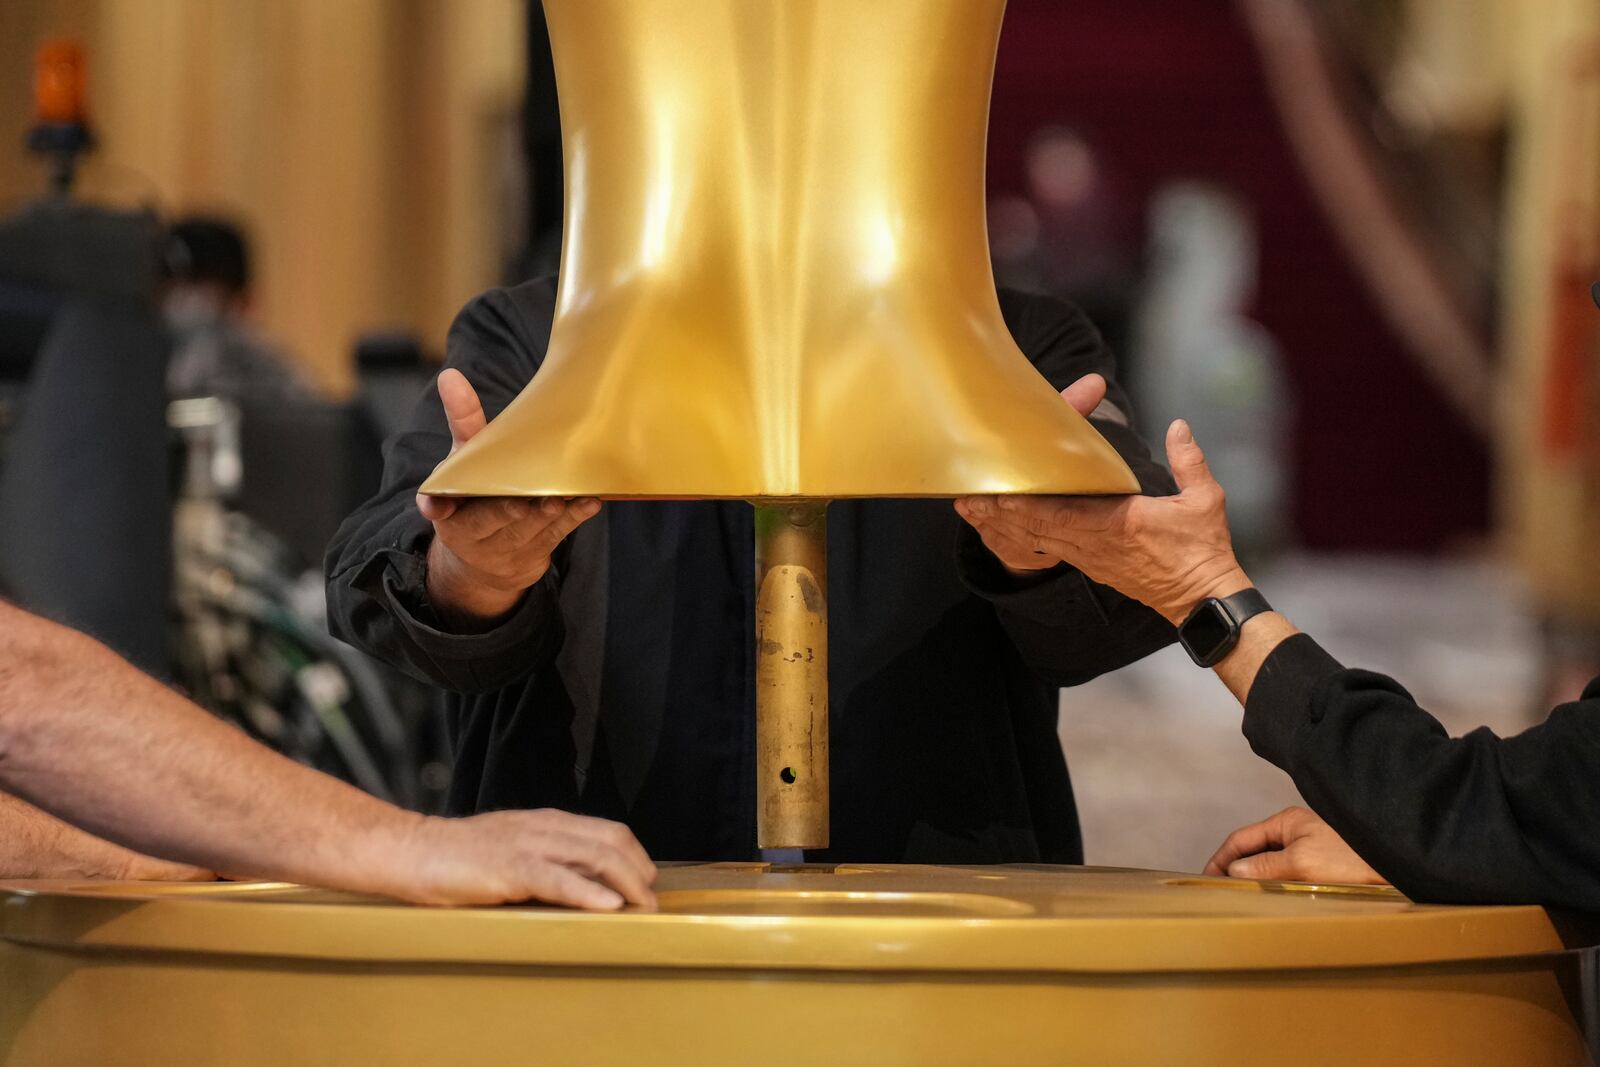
left=0, top=864, right=1590, bottom=1064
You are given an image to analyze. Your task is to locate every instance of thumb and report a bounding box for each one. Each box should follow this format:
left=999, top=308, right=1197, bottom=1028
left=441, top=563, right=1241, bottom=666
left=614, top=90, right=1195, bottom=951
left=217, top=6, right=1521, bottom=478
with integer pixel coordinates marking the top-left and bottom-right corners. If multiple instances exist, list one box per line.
left=416, top=491, right=459, bottom=523
left=438, top=368, right=488, bottom=451
left=1059, top=373, right=1108, bottom=418
left=1227, top=849, right=1297, bottom=883
left=1164, top=419, right=1217, bottom=494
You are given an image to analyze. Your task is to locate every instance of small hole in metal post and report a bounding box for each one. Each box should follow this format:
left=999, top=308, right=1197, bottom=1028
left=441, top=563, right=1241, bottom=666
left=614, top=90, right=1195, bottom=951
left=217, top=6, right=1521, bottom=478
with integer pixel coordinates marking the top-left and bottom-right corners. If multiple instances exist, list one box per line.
left=780, top=767, right=797, bottom=784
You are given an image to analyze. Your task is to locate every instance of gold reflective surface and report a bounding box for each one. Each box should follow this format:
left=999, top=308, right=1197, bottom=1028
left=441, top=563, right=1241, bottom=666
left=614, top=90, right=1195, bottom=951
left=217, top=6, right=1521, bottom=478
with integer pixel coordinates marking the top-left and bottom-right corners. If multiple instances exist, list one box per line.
left=754, top=503, right=829, bottom=848
left=421, top=0, right=1138, bottom=500
left=0, top=866, right=1588, bottom=1065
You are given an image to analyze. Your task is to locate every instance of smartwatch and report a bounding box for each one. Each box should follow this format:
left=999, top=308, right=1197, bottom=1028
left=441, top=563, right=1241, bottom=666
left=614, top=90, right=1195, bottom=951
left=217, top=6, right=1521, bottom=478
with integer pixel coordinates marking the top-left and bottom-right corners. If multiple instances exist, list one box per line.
left=1178, top=588, right=1272, bottom=668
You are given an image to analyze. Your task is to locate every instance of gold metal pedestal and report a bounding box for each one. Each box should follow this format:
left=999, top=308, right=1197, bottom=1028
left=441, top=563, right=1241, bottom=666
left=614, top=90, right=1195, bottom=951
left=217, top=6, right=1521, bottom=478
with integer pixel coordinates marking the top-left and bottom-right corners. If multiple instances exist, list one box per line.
left=0, top=865, right=1590, bottom=1065
left=753, top=502, right=829, bottom=848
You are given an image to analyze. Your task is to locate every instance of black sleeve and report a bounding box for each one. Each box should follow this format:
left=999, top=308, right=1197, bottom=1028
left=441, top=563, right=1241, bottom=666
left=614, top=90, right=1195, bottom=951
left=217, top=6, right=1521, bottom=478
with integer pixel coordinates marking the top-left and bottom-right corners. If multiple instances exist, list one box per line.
left=957, top=290, right=1177, bottom=686
left=1244, top=633, right=1600, bottom=909
left=323, top=282, right=566, bottom=694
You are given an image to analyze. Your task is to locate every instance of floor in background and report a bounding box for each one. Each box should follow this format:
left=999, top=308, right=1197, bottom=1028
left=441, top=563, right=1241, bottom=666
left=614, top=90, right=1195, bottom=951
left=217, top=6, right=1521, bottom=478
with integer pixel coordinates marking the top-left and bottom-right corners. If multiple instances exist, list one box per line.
left=1062, top=554, right=1544, bottom=874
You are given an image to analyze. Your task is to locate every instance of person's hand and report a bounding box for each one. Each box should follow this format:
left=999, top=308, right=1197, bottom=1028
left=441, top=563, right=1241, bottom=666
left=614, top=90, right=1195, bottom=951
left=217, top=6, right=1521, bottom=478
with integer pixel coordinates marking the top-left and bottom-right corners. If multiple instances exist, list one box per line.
left=115, top=851, right=216, bottom=882
left=385, top=809, right=658, bottom=910
left=960, top=373, right=1110, bottom=576
left=417, top=369, right=600, bottom=629
left=955, top=417, right=1248, bottom=624
left=1204, top=806, right=1386, bottom=886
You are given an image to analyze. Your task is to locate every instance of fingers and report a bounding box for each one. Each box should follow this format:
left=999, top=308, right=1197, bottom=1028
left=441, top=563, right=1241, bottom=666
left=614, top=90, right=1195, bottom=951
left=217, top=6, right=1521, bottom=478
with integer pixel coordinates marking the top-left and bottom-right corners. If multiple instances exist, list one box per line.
left=976, top=518, right=1055, bottom=570
left=525, top=863, right=627, bottom=911
left=442, top=497, right=541, bottom=541
left=996, top=493, right=1122, bottom=532
left=410, top=811, right=657, bottom=910
left=430, top=496, right=600, bottom=547
left=1165, top=419, right=1218, bottom=495
left=438, top=368, right=488, bottom=450
left=503, top=811, right=655, bottom=910
left=431, top=496, right=532, bottom=541
left=539, top=831, right=657, bottom=910
left=1059, top=373, right=1108, bottom=418
left=491, top=497, right=601, bottom=556
left=961, top=495, right=1084, bottom=541
left=121, top=855, right=217, bottom=882
left=1226, top=848, right=1301, bottom=882
left=957, top=502, right=1063, bottom=563
left=557, top=812, right=658, bottom=881
left=1204, top=811, right=1292, bottom=876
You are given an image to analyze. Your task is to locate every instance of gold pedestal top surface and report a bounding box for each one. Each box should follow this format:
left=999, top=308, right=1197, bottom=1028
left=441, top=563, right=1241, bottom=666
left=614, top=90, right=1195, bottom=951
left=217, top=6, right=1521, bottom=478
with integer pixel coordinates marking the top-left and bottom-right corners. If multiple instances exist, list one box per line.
left=0, top=864, right=1573, bottom=974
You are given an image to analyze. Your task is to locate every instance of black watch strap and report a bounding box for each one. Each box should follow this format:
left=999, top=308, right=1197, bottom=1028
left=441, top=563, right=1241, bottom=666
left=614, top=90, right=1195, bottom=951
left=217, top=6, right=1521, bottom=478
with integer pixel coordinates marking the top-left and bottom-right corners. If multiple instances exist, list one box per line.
left=1178, top=587, right=1273, bottom=668
left=1218, top=588, right=1271, bottom=628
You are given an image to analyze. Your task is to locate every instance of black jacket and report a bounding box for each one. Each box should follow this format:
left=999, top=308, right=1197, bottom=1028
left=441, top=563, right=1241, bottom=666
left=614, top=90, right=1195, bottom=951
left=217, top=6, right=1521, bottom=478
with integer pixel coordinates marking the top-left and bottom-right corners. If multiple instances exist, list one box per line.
left=326, top=277, right=1176, bottom=863
left=1246, top=634, right=1600, bottom=909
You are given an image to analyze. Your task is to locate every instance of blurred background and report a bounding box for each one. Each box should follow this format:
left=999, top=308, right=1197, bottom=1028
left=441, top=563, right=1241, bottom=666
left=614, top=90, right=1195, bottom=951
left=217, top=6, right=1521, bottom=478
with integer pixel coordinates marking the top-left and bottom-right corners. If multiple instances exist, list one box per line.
left=0, top=0, right=1595, bottom=869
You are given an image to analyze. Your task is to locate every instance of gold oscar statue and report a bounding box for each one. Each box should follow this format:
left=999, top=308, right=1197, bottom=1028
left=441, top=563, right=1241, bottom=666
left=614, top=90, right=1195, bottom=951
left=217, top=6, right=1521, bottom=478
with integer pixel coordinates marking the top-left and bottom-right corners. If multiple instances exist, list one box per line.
left=421, top=0, right=1138, bottom=848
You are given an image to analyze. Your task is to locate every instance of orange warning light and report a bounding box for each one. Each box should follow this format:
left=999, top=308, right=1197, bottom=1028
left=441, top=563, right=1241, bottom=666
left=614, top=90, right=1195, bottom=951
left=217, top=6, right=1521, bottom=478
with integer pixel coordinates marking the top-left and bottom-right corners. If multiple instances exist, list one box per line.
left=34, top=40, right=88, bottom=125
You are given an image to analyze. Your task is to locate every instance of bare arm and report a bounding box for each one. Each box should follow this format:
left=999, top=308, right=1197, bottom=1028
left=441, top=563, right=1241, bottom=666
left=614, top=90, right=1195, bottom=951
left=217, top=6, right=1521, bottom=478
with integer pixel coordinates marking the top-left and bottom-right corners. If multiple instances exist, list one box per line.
left=0, top=790, right=210, bottom=881
left=0, top=602, right=655, bottom=908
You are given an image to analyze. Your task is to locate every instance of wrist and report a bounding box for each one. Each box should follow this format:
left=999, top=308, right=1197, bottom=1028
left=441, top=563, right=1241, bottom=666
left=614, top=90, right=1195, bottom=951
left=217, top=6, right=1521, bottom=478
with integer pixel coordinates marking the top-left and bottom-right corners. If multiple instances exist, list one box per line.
left=346, top=809, right=436, bottom=902
left=1162, top=561, right=1253, bottom=627
left=424, top=539, right=527, bottom=631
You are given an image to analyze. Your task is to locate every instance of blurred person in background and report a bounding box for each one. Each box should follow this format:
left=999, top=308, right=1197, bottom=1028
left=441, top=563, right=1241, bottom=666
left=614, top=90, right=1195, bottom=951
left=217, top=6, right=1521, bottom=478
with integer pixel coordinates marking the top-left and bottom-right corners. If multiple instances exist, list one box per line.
left=160, top=216, right=315, bottom=403
left=989, top=128, right=1139, bottom=364
left=1131, top=183, right=1289, bottom=560
left=0, top=598, right=655, bottom=910
left=957, top=408, right=1600, bottom=910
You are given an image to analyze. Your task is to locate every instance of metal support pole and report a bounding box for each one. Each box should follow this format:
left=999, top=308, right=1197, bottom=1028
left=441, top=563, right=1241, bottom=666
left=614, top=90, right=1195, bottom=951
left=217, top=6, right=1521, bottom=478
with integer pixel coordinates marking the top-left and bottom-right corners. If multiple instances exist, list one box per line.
left=753, top=501, right=829, bottom=849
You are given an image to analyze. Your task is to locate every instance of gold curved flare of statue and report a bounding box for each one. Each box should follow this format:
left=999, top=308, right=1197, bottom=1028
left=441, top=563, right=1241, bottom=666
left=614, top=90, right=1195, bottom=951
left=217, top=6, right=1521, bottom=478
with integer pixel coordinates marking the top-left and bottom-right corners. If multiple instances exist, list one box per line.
left=420, top=0, right=1137, bottom=501
left=420, top=0, right=1139, bottom=849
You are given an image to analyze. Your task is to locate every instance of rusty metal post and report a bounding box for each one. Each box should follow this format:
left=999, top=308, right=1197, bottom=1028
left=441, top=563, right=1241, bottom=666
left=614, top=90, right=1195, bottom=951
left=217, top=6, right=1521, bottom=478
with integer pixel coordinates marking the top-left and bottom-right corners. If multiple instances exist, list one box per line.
left=753, top=501, right=829, bottom=849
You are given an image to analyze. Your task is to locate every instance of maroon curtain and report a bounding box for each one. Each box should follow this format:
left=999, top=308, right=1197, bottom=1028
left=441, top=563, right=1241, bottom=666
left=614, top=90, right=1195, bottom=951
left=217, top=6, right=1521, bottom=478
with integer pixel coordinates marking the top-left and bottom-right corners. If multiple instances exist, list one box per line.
left=989, top=0, right=1490, bottom=551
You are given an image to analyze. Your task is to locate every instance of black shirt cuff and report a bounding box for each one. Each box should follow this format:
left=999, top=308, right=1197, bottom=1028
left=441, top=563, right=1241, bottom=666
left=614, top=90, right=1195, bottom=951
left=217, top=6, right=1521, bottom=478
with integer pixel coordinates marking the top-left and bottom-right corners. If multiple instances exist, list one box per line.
left=377, top=547, right=558, bottom=666
left=955, top=525, right=1108, bottom=627
left=1241, top=633, right=1346, bottom=769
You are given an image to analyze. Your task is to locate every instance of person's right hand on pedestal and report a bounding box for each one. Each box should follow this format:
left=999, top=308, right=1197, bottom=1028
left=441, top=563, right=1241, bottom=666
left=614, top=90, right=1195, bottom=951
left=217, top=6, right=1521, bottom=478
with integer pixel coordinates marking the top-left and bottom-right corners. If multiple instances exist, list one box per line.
left=1204, top=807, right=1385, bottom=887
left=387, top=808, right=658, bottom=909
left=417, top=369, right=600, bottom=630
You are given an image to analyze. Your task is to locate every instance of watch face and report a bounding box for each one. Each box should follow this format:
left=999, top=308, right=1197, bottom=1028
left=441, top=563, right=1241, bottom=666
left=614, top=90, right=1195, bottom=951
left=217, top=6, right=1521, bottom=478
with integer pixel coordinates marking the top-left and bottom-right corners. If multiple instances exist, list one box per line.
left=1182, top=601, right=1233, bottom=664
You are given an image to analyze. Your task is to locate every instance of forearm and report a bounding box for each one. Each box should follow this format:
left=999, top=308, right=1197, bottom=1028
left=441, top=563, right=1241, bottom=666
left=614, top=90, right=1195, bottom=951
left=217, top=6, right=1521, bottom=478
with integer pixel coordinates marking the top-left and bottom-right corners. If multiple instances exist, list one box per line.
left=1213, top=610, right=1301, bottom=705
left=0, top=790, right=164, bottom=879
left=0, top=608, right=422, bottom=894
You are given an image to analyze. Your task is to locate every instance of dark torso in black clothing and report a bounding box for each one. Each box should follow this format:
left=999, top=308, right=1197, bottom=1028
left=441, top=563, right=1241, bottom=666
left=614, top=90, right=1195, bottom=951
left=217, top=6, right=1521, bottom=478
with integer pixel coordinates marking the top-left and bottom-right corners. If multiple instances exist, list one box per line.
left=326, top=278, right=1176, bottom=863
